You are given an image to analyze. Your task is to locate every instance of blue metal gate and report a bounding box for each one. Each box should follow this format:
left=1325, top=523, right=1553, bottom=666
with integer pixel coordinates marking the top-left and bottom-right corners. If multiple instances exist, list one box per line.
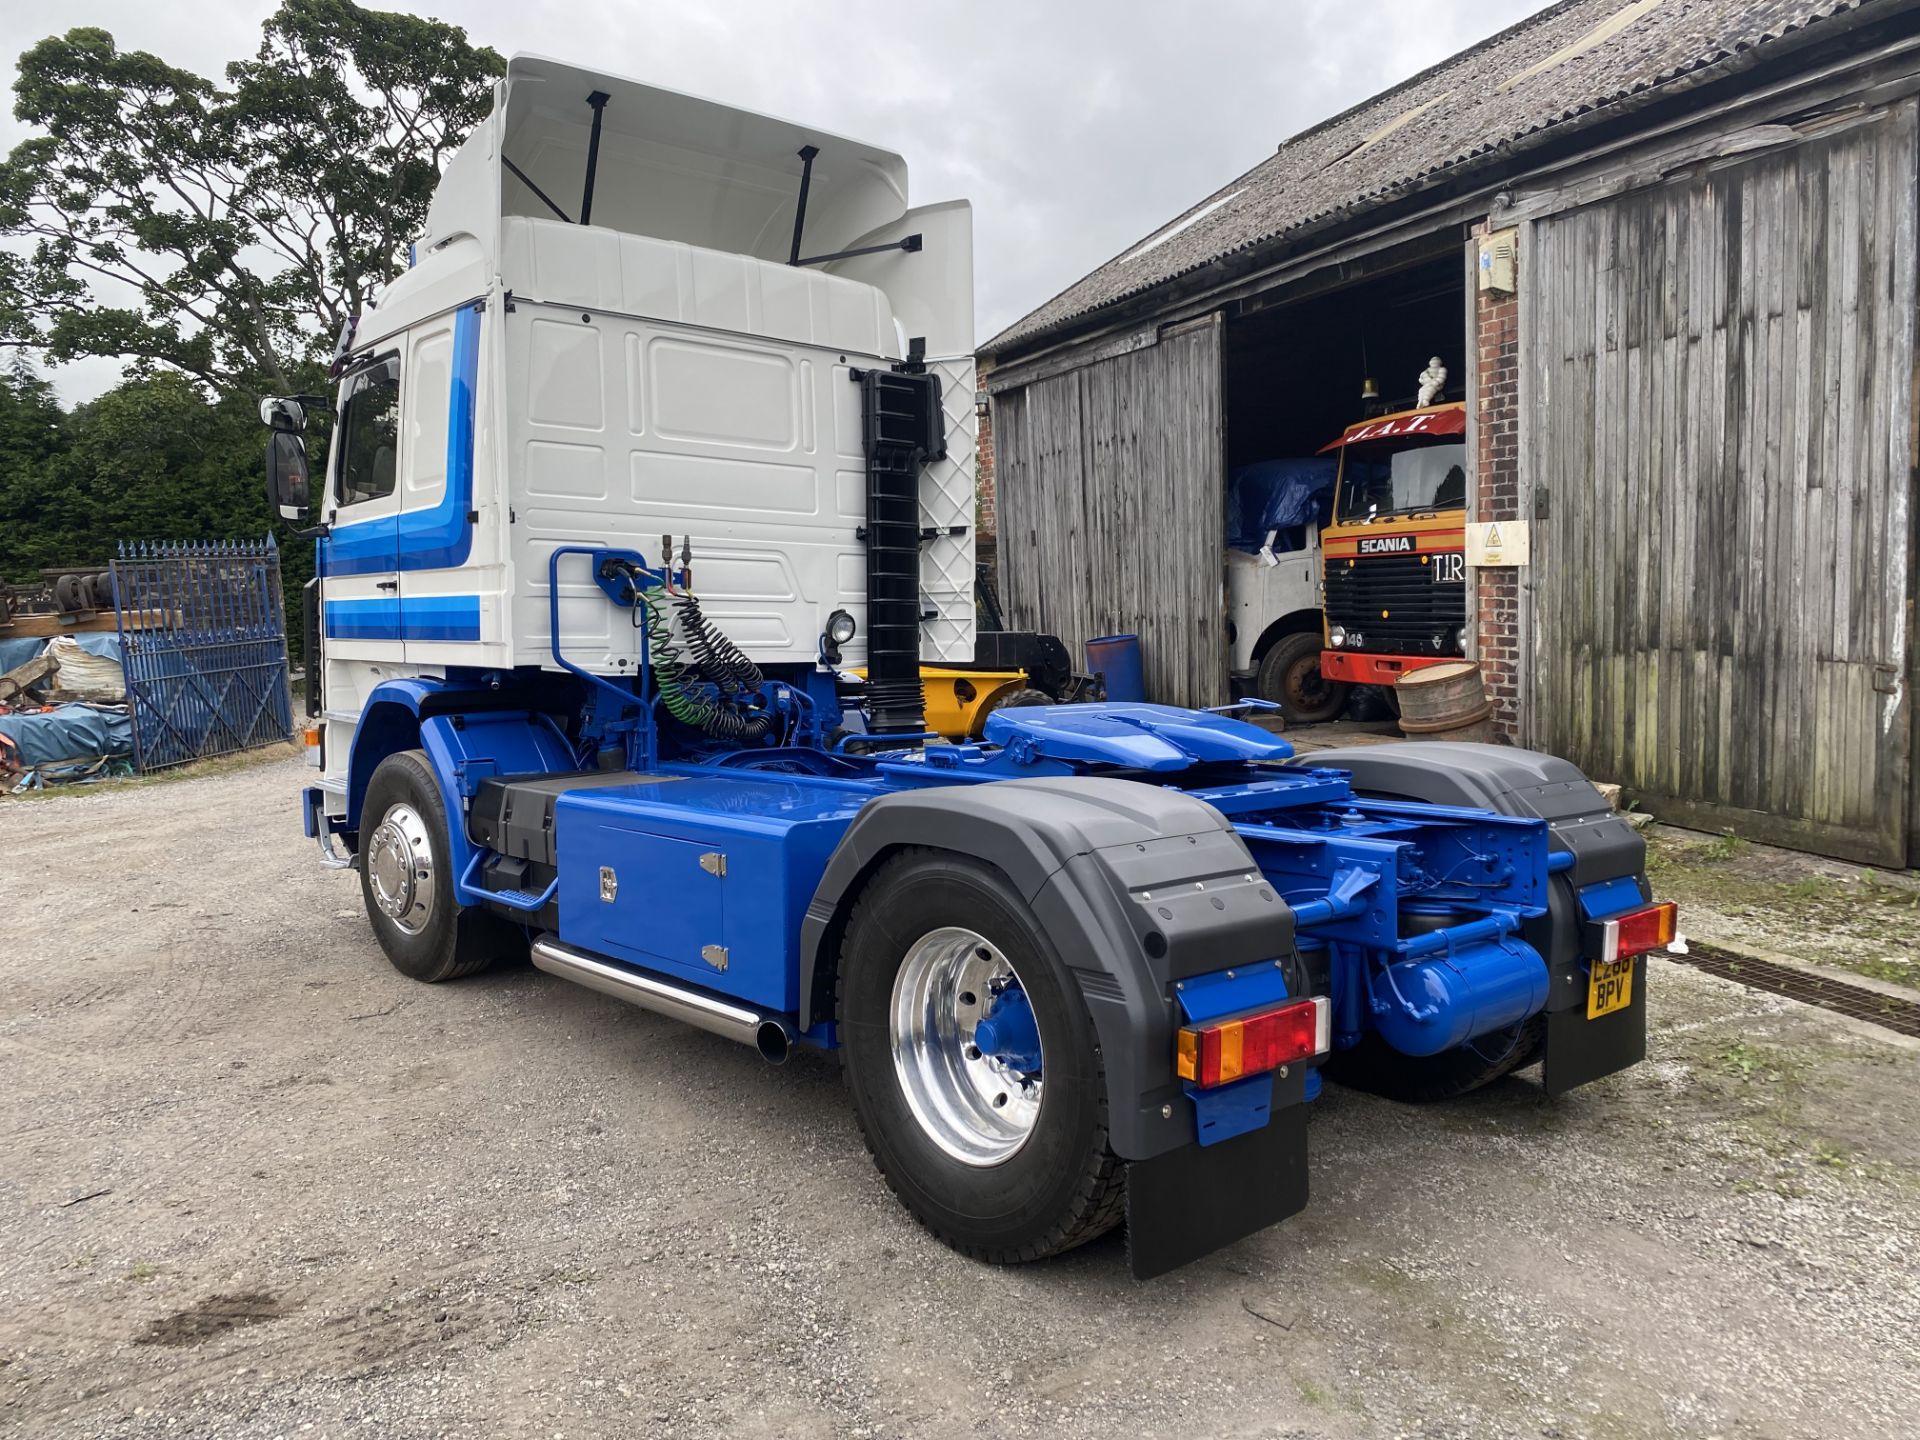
left=111, top=539, right=295, bottom=771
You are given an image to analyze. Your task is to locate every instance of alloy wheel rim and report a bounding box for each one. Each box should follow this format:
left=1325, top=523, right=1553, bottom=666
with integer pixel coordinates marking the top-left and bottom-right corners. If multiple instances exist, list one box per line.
left=889, top=926, right=1044, bottom=1167
left=366, top=802, right=436, bottom=936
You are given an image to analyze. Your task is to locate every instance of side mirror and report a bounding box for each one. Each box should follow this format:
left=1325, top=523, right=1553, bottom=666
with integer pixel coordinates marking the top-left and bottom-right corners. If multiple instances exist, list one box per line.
left=266, top=429, right=312, bottom=522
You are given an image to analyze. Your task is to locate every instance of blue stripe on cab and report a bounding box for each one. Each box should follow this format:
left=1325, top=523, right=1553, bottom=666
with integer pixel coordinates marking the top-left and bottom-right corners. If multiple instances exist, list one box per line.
left=320, top=300, right=482, bottom=579
left=324, top=595, right=482, bottom=642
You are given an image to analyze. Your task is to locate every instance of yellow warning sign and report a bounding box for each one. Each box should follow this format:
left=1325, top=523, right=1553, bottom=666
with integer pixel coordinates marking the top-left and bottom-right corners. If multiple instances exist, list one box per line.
left=1466, top=520, right=1530, bottom=567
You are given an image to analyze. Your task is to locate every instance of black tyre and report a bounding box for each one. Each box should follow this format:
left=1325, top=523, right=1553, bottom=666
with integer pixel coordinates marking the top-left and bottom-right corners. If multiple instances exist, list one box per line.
left=359, top=749, right=518, bottom=983
left=1256, top=632, right=1349, bottom=725
left=836, top=849, right=1124, bottom=1262
left=1323, top=1015, right=1544, bottom=1102
left=981, top=685, right=1053, bottom=715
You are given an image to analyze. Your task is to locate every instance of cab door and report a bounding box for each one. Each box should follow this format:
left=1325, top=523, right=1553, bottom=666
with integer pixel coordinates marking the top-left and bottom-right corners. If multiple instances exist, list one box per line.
left=400, top=303, right=495, bottom=665
left=318, top=355, right=404, bottom=662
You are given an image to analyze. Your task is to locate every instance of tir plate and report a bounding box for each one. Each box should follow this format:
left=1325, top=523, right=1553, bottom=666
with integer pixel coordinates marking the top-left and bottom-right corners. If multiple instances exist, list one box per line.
left=1587, top=954, right=1635, bottom=1018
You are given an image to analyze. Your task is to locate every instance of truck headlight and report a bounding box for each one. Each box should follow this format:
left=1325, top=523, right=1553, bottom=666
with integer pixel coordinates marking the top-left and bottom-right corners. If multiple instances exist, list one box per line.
left=1456, top=625, right=1469, bottom=651
left=1327, top=625, right=1347, bottom=648
left=826, top=609, right=857, bottom=645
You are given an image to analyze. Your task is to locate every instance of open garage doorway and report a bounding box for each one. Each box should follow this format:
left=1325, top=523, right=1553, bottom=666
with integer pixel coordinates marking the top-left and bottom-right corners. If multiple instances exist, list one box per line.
left=1220, top=247, right=1468, bottom=732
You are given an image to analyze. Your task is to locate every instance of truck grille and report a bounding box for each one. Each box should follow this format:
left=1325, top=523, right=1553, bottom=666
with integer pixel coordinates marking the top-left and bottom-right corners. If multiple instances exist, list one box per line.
left=1325, top=553, right=1466, bottom=655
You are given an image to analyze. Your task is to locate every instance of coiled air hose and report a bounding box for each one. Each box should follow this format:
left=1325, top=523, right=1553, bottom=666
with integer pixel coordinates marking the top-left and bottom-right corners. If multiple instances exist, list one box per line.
left=636, top=584, right=771, bottom=742
left=673, top=590, right=763, bottom=696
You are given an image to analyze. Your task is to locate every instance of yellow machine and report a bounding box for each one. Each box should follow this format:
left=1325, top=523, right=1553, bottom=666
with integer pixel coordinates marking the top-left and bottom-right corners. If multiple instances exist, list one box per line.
left=853, top=666, right=1050, bottom=740
left=854, top=631, right=1092, bottom=739
left=921, top=667, right=1052, bottom=740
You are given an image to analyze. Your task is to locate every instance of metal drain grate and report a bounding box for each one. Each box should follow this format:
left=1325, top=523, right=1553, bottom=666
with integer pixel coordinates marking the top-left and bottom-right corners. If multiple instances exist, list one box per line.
left=1671, top=943, right=1920, bottom=1040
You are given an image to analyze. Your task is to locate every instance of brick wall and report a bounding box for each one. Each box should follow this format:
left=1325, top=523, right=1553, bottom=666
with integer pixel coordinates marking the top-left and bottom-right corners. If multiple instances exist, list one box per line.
left=975, top=404, right=996, bottom=538
left=1472, top=224, right=1522, bottom=741
left=975, top=359, right=995, bottom=540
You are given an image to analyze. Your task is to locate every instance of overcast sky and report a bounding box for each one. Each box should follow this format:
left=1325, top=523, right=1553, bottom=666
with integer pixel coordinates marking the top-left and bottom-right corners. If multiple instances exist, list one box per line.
left=2, top=0, right=1542, bottom=404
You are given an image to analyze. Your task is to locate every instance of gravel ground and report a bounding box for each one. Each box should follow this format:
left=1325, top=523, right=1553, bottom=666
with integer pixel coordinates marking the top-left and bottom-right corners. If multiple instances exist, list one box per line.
left=3, top=756, right=1918, bottom=1440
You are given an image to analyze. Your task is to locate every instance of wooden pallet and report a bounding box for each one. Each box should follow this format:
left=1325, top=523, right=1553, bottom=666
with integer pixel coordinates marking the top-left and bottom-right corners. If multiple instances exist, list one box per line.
left=0, top=609, right=171, bottom=639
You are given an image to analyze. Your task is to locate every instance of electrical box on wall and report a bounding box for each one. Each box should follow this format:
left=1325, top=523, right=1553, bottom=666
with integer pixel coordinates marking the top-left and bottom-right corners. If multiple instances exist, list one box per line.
left=1478, top=230, right=1517, bottom=294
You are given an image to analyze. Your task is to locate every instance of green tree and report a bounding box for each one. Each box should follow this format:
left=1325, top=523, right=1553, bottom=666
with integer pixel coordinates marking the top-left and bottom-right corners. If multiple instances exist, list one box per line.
left=0, top=2, right=497, bottom=657
left=0, top=354, right=67, bottom=575
left=0, top=1, right=503, bottom=397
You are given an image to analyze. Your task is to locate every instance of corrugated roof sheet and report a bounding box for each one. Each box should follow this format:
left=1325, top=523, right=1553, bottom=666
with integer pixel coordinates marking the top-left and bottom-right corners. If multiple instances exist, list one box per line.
left=984, top=0, right=1893, bottom=356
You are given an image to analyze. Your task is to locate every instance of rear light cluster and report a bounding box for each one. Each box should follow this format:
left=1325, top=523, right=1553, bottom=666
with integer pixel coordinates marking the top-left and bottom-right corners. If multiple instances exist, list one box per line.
left=1177, top=996, right=1331, bottom=1089
left=1598, top=901, right=1677, bottom=962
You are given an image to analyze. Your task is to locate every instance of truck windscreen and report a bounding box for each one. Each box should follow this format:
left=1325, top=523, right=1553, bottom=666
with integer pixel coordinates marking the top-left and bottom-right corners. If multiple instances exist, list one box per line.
left=1338, top=441, right=1467, bottom=522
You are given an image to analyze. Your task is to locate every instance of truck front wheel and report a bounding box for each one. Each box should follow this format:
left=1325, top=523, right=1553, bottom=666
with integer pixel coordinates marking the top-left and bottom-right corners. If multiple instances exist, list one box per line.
left=359, top=749, right=513, bottom=983
left=1257, top=631, right=1349, bottom=724
left=836, top=849, right=1125, bottom=1263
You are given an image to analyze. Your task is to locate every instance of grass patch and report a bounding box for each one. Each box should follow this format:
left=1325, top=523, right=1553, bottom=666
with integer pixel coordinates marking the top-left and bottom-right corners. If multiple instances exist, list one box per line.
left=1700, top=831, right=1752, bottom=863
left=1713, top=1039, right=1804, bottom=1087
left=1646, top=828, right=1920, bottom=994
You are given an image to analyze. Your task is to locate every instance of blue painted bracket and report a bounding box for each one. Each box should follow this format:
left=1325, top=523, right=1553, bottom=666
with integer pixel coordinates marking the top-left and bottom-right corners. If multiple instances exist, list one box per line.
left=1288, top=864, right=1381, bottom=928
left=1578, top=873, right=1644, bottom=919
left=414, top=711, right=576, bottom=910
left=545, top=545, right=663, bottom=770
left=1174, top=960, right=1297, bottom=1146
left=458, top=851, right=558, bottom=912
left=1185, top=1074, right=1275, bottom=1146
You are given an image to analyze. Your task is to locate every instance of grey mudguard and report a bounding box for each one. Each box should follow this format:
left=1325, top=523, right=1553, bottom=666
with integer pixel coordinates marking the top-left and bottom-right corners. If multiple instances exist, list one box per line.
left=798, top=776, right=1297, bottom=1160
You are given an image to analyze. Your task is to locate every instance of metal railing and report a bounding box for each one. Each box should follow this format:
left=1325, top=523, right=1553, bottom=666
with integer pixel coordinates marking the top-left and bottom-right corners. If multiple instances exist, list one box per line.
left=110, top=539, right=294, bottom=771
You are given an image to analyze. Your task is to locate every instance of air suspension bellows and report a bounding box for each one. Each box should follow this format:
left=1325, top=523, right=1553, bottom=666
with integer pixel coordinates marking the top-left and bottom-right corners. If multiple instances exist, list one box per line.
left=855, top=363, right=945, bottom=740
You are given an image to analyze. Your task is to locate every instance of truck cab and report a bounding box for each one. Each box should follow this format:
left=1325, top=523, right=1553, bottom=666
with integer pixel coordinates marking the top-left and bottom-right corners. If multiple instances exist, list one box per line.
left=1222, top=454, right=1339, bottom=722
left=1318, top=401, right=1469, bottom=693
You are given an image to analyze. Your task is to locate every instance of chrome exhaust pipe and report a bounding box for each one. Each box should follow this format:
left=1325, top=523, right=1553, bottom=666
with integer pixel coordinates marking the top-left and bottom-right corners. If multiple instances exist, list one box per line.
left=531, top=937, right=792, bottom=1064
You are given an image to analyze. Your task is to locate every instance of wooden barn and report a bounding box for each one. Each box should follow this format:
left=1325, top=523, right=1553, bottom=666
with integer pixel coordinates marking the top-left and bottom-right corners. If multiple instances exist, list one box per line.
left=980, top=0, right=1920, bottom=864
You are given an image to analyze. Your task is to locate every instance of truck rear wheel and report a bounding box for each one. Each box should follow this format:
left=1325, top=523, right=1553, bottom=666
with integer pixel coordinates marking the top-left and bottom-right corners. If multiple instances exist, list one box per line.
left=836, top=849, right=1124, bottom=1263
left=1325, top=1016, right=1545, bottom=1102
left=359, top=749, right=515, bottom=984
left=1257, top=631, right=1349, bottom=724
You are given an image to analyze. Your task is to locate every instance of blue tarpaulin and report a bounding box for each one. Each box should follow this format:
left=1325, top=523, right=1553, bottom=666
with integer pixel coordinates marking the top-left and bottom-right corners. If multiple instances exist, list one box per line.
left=0, top=631, right=122, bottom=673
left=1227, top=458, right=1337, bottom=554
left=0, top=702, right=134, bottom=767
left=0, top=636, right=42, bottom=673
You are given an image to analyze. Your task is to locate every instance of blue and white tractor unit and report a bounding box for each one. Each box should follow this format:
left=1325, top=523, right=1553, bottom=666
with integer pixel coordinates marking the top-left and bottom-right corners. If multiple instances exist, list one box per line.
left=264, top=57, right=1675, bottom=1279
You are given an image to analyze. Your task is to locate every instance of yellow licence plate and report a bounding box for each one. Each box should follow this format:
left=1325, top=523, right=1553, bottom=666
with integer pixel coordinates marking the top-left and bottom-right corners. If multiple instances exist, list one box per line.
left=1587, top=955, right=1635, bottom=1018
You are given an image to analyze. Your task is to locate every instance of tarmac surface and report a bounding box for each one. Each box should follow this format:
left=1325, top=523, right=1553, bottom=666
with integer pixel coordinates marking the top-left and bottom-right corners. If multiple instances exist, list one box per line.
left=3, top=755, right=1918, bottom=1439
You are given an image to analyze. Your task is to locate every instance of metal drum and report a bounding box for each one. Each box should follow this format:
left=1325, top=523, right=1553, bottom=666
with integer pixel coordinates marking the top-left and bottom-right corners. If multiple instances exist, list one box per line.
left=1395, top=660, right=1493, bottom=741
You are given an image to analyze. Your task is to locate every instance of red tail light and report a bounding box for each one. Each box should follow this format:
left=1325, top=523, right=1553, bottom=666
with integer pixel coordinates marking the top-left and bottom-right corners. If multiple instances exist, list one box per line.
left=1177, top=996, right=1330, bottom=1088
left=1599, top=901, right=1677, bottom=961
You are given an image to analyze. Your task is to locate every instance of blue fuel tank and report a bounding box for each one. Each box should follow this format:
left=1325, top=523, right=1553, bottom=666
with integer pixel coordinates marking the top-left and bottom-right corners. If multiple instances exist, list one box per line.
left=1370, top=935, right=1549, bottom=1057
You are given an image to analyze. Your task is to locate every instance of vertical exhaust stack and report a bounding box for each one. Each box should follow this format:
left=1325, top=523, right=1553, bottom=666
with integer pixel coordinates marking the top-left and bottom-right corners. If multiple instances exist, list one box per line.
left=855, top=352, right=945, bottom=740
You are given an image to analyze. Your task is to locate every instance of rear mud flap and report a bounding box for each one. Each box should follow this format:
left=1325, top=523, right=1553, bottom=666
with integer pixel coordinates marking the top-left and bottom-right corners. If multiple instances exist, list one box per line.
left=1542, top=955, right=1647, bottom=1097
left=1125, top=1105, right=1308, bottom=1280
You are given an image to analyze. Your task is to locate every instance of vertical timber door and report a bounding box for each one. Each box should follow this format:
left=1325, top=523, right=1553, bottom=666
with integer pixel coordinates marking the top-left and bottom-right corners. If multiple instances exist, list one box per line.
left=1526, top=105, right=1918, bottom=865
left=994, top=315, right=1228, bottom=707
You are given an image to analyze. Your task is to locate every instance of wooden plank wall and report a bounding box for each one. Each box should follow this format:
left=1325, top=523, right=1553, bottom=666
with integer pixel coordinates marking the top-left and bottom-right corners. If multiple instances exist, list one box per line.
left=992, top=317, right=1228, bottom=707
left=1526, top=104, right=1918, bottom=864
